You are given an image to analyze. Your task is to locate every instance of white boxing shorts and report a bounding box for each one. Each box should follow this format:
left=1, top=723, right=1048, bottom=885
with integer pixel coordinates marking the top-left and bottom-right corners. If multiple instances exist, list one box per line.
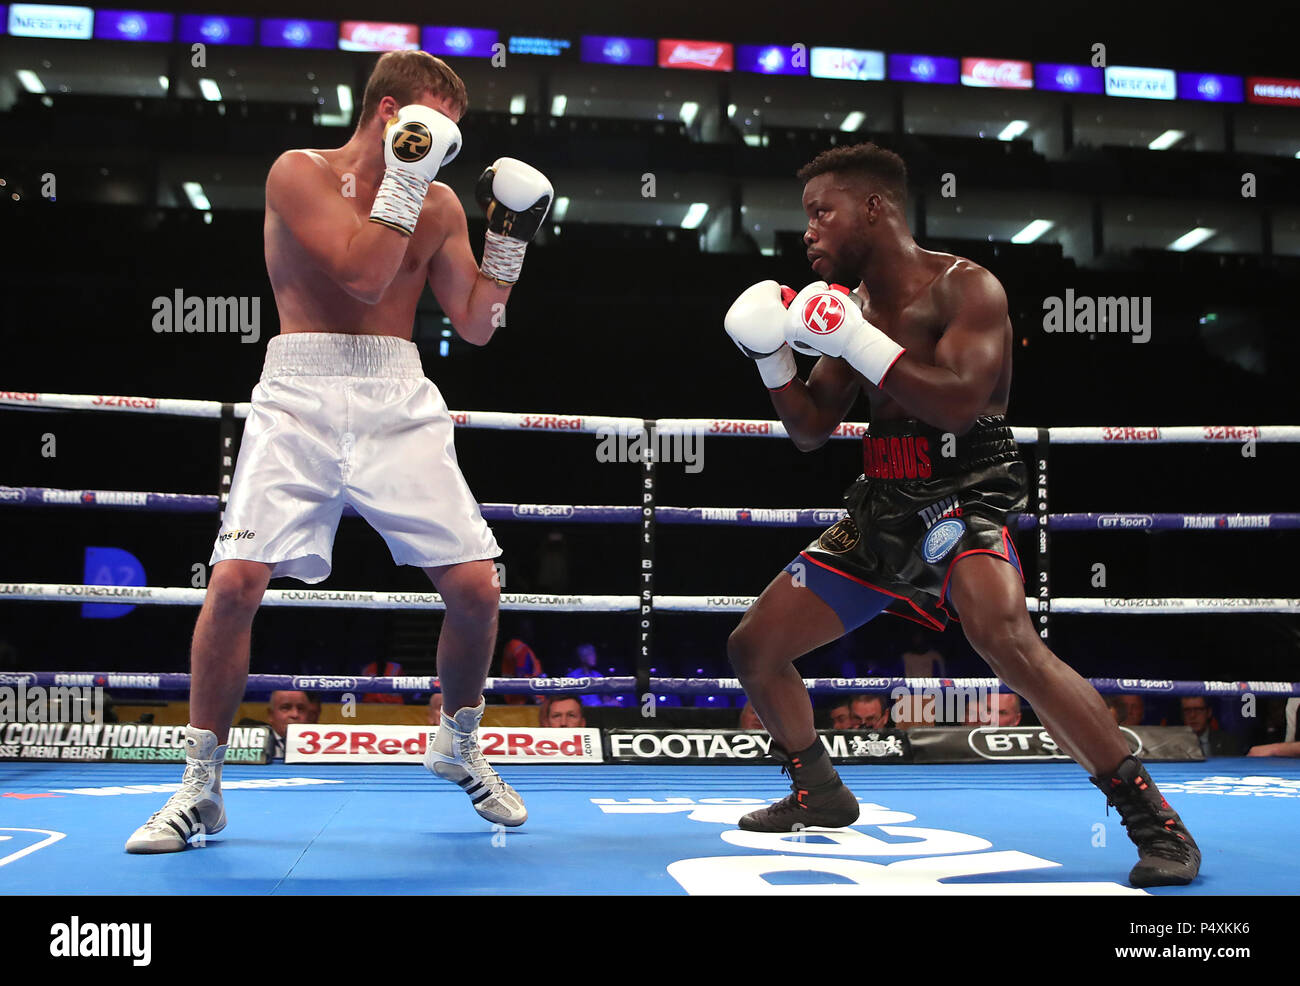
left=210, top=332, right=500, bottom=582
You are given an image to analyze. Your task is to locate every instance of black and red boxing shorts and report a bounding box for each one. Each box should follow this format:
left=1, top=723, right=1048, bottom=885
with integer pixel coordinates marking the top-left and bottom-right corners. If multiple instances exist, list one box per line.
left=785, top=415, right=1028, bottom=631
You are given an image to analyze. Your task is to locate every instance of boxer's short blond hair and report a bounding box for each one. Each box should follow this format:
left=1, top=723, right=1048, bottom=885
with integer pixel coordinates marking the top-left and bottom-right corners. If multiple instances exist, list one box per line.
left=358, top=50, right=468, bottom=125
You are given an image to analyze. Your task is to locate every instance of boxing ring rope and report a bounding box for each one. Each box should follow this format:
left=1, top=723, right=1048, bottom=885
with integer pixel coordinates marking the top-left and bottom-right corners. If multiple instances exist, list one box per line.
left=3, top=486, right=1298, bottom=533
left=1, top=583, right=1297, bottom=614
left=3, top=391, right=1298, bottom=693
left=4, top=391, right=1300, bottom=443
left=11, top=672, right=1299, bottom=699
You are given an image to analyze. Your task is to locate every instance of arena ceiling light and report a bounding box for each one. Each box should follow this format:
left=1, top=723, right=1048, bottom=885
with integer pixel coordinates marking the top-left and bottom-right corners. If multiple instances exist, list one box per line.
left=839, top=111, right=865, bottom=131
left=157, top=76, right=169, bottom=92
left=182, top=182, right=211, bottom=210
left=317, top=84, right=354, bottom=126
left=997, top=119, right=1029, bottom=140
left=1168, top=227, right=1215, bottom=251
left=681, top=202, right=709, bottom=229
left=679, top=101, right=700, bottom=126
left=1011, top=219, right=1054, bottom=243
left=551, top=196, right=570, bottom=222
left=1148, top=129, right=1185, bottom=150
left=16, top=70, right=46, bottom=94
left=509, top=94, right=527, bottom=114
left=198, top=78, right=223, bottom=101
left=550, top=94, right=567, bottom=116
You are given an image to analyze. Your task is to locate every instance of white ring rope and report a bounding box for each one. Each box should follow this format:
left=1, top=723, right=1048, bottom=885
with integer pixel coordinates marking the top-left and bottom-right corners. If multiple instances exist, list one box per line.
left=2, top=393, right=1298, bottom=444
left=0, top=583, right=1295, bottom=614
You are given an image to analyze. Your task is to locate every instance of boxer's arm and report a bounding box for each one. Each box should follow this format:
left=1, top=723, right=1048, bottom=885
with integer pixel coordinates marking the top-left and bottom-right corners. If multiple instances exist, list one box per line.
left=875, top=264, right=1008, bottom=435
left=1248, top=742, right=1300, bottom=757
left=770, top=356, right=861, bottom=452
left=266, top=150, right=410, bottom=305
left=425, top=186, right=510, bottom=347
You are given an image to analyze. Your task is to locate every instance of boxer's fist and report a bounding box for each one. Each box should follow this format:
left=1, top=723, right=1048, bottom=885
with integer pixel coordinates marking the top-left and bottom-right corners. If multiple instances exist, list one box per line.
left=724, top=280, right=793, bottom=358
left=383, top=104, right=462, bottom=178
left=370, top=104, right=462, bottom=236
left=724, top=280, right=798, bottom=390
left=477, top=158, right=553, bottom=284
left=785, top=281, right=905, bottom=386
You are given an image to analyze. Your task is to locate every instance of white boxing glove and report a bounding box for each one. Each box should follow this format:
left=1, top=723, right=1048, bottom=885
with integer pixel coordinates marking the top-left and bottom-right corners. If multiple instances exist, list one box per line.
left=724, top=280, right=798, bottom=390
left=476, top=158, right=553, bottom=285
left=369, top=104, right=463, bottom=236
left=786, top=281, right=905, bottom=387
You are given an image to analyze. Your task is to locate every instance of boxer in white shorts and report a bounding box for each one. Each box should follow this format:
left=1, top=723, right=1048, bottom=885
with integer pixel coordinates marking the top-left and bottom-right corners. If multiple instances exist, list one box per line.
left=127, top=51, right=553, bottom=852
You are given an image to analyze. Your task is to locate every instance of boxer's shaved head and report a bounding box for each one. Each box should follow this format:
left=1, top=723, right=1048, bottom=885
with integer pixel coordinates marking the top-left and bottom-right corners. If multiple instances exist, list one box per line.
left=798, top=142, right=908, bottom=206
left=359, top=50, right=468, bottom=126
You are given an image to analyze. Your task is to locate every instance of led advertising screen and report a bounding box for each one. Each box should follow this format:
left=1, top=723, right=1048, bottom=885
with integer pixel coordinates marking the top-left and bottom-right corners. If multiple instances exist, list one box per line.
left=961, top=57, right=1033, bottom=89
left=1175, top=72, right=1244, bottom=103
left=1034, top=63, right=1105, bottom=94
left=1104, top=65, right=1176, bottom=99
left=657, top=38, right=734, bottom=72
left=338, top=21, right=419, bottom=51
left=810, top=47, right=886, bottom=81
left=508, top=35, right=572, bottom=57
left=177, top=14, right=254, bottom=46
left=94, top=9, right=173, bottom=42
left=259, top=17, right=337, bottom=50
left=580, top=35, right=656, bottom=67
left=1246, top=76, right=1300, bottom=105
left=888, top=53, right=960, bottom=85
left=422, top=25, right=498, bottom=58
left=9, top=4, right=93, bottom=39
left=736, top=44, right=808, bottom=76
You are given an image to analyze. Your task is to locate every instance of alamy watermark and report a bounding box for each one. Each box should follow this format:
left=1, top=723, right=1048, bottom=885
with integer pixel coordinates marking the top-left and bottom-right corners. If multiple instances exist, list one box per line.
left=0, top=684, right=104, bottom=723
left=890, top=684, right=1001, bottom=725
left=595, top=423, right=704, bottom=473
left=152, top=289, right=261, bottom=344
left=1042, top=290, right=1151, bottom=344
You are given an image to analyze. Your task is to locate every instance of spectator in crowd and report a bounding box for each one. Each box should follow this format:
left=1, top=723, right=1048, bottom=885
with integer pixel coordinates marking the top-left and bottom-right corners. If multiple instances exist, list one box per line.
left=427, top=692, right=444, bottom=725
left=267, top=690, right=314, bottom=737
left=360, top=658, right=405, bottom=704
left=1248, top=698, right=1300, bottom=757
left=540, top=695, right=586, bottom=728
left=498, top=638, right=544, bottom=706
left=239, top=689, right=315, bottom=759
left=565, top=643, right=614, bottom=707
left=964, top=692, right=1023, bottom=726
left=828, top=700, right=862, bottom=730
left=1106, top=694, right=1145, bottom=726
left=739, top=700, right=764, bottom=730
left=851, top=694, right=892, bottom=730
left=1179, top=697, right=1241, bottom=756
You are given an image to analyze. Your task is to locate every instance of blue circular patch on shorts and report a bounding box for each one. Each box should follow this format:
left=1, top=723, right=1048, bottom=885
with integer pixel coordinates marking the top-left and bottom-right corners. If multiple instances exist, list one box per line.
left=922, top=518, right=966, bottom=563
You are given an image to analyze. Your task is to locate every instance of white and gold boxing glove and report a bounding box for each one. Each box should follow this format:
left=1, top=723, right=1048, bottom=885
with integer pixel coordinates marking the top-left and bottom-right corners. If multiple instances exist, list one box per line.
left=369, top=104, right=462, bottom=236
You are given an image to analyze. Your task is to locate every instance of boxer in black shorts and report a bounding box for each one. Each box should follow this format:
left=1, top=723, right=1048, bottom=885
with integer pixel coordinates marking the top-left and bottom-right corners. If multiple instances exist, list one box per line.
left=722, top=143, right=1199, bottom=887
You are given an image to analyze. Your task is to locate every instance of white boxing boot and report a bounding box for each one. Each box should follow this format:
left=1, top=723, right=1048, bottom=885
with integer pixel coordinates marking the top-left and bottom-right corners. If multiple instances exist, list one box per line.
left=125, top=725, right=228, bottom=853
left=424, top=699, right=527, bottom=826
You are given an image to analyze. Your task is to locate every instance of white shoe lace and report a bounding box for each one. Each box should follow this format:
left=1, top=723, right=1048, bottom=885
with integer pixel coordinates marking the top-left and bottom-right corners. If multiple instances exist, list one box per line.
left=454, top=733, right=511, bottom=798
left=143, top=761, right=216, bottom=828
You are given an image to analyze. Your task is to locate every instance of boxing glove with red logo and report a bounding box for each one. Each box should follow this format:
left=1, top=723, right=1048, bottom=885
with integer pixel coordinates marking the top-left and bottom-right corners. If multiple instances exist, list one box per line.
left=785, top=281, right=905, bottom=387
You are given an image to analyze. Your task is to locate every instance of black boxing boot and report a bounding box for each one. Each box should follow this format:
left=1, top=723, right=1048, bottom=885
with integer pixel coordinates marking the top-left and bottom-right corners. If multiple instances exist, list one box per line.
left=1091, top=755, right=1201, bottom=888
left=739, top=739, right=860, bottom=832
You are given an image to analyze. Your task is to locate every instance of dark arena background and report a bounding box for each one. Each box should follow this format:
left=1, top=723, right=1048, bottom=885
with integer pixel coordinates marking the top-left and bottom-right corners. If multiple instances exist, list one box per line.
left=1, top=0, right=1298, bottom=923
